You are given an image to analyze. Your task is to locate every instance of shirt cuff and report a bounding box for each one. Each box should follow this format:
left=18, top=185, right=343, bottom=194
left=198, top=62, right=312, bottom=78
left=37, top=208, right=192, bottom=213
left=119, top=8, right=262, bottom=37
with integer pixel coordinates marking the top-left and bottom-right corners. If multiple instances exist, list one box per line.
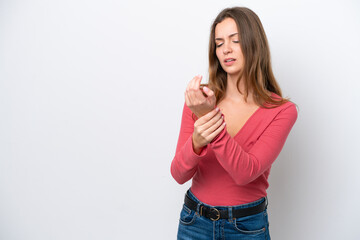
left=187, top=135, right=208, bottom=157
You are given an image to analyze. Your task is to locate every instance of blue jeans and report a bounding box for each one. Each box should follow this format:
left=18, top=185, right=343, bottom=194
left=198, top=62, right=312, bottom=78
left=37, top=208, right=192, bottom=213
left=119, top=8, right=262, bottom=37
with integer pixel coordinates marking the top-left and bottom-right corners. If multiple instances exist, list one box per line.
left=177, top=189, right=271, bottom=240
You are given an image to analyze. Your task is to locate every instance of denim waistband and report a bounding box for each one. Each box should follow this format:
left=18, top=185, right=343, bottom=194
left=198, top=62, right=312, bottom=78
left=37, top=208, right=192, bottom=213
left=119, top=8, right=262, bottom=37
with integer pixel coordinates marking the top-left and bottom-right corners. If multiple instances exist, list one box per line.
left=186, top=188, right=268, bottom=211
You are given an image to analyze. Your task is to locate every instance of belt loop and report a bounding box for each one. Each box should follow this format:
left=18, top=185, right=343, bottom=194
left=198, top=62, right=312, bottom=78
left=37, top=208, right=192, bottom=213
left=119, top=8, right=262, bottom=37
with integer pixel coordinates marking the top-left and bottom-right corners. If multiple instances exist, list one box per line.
left=265, top=196, right=268, bottom=207
left=228, top=207, right=233, bottom=219
left=196, top=203, right=201, bottom=215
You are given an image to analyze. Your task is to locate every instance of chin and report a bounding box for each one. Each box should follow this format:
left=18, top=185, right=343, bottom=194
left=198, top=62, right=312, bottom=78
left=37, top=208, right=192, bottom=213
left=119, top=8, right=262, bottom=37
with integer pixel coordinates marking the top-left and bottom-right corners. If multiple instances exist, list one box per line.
left=224, top=69, right=241, bottom=76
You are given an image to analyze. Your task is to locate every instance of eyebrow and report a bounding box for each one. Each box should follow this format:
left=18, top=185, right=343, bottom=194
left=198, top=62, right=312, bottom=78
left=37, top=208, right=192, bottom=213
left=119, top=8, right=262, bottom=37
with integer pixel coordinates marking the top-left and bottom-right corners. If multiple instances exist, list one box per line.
left=215, top=32, right=238, bottom=41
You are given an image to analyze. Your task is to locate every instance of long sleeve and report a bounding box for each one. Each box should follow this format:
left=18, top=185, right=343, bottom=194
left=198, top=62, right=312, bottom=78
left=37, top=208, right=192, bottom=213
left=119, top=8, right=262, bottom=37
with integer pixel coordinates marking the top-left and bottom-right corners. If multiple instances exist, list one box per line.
left=209, top=103, right=298, bottom=186
left=170, top=103, right=209, bottom=184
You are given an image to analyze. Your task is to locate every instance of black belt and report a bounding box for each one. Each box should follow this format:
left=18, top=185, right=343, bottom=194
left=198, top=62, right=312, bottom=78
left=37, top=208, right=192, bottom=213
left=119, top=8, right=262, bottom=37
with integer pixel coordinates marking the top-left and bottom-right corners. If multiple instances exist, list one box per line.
left=184, top=192, right=268, bottom=221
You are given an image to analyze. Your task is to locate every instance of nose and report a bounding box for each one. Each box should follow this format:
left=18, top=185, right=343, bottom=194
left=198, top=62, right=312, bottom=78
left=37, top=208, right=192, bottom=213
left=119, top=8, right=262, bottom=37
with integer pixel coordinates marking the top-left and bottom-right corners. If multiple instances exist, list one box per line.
left=223, top=42, right=232, bottom=55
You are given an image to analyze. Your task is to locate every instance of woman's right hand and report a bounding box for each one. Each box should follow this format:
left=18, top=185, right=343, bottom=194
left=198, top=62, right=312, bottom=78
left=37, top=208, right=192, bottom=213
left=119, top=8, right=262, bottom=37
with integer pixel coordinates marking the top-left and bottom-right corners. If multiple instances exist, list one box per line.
left=185, top=75, right=216, bottom=118
left=192, top=107, right=226, bottom=152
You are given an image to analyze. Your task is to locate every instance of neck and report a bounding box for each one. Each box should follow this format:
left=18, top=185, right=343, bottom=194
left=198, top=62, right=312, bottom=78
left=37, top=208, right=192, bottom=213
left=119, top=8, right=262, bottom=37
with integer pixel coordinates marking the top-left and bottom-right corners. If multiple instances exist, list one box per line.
left=224, top=73, right=254, bottom=104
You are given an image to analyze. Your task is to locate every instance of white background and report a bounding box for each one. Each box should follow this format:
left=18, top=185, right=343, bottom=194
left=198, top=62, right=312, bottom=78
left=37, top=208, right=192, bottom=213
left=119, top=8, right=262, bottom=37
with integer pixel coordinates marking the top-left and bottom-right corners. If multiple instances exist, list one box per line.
left=1, top=0, right=360, bottom=239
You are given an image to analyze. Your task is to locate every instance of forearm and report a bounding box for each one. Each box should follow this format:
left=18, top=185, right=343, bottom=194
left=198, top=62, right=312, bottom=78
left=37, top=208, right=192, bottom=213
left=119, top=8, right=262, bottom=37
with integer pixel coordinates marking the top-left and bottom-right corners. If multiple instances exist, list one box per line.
left=209, top=129, right=264, bottom=185
left=209, top=104, right=298, bottom=185
left=192, top=134, right=206, bottom=155
left=171, top=135, right=207, bottom=184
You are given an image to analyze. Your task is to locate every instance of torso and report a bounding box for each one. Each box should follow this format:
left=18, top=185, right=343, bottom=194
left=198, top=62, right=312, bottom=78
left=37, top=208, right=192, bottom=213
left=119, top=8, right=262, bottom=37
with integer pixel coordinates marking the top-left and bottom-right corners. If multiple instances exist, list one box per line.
left=217, top=97, right=261, bottom=138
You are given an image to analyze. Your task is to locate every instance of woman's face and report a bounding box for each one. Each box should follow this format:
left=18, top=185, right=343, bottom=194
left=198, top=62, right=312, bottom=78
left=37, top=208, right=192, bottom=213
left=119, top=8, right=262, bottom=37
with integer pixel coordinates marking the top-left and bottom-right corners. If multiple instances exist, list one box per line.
left=215, top=18, right=244, bottom=77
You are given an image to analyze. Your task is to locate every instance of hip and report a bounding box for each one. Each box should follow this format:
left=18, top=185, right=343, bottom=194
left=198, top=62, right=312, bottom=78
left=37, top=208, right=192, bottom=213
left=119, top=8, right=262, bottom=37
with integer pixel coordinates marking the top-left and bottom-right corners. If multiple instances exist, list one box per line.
left=177, top=189, right=271, bottom=240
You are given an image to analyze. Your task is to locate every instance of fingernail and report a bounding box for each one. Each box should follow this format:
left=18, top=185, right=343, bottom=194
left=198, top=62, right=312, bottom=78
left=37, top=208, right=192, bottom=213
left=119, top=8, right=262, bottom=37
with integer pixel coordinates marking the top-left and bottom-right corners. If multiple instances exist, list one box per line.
left=203, top=86, right=208, bottom=92
left=215, top=107, right=219, bottom=111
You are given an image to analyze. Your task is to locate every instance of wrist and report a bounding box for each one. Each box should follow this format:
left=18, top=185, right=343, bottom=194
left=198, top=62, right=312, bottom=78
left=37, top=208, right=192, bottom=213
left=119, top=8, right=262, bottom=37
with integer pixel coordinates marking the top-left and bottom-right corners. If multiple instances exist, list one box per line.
left=192, top=135, right=203, bottom=155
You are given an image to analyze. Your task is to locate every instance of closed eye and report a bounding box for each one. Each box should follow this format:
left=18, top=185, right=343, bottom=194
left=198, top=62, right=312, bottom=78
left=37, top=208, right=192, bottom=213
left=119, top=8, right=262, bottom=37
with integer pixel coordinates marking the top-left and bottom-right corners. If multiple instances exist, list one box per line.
left=216, top=41, right=239, bottom=47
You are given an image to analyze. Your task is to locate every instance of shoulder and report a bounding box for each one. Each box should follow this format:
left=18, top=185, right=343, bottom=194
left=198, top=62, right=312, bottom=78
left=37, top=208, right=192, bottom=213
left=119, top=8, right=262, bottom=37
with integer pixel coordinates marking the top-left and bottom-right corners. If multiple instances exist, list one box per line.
left=261, top=93, right=298, bottom=121
left=278, top=101, right=298, bottom=122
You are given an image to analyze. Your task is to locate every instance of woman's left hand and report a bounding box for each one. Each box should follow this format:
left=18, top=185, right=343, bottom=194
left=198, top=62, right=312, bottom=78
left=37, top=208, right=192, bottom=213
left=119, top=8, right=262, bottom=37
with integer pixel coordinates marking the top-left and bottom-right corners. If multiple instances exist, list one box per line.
left=185, top=75, right=216, bottom=118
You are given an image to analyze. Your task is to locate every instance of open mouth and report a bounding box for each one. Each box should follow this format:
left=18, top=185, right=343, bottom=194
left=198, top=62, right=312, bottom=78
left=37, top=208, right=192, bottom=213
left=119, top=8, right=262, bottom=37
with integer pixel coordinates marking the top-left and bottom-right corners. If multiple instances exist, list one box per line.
left=224, top=58, right=236, bottom=66
left=225, top=58, right=236, bottom=63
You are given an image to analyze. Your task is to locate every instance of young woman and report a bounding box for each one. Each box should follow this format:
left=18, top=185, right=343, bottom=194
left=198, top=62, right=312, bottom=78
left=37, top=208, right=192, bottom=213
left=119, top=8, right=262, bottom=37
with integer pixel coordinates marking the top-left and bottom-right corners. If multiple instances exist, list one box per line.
left=171, top=7, right=298, bottom=240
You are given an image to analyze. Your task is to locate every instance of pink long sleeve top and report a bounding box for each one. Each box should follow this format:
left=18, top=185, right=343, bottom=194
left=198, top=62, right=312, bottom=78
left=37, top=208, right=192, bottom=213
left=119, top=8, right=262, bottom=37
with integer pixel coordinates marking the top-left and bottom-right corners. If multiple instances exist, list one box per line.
left=170, top=93, right=298, bottom=206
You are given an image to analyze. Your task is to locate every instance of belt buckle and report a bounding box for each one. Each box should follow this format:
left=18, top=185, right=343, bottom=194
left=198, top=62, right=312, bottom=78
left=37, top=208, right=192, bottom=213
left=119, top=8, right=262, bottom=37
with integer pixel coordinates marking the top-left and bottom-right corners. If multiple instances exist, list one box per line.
left=199, top=205, right=204, bottom=216
left=210, top=207, right=220, bottom=221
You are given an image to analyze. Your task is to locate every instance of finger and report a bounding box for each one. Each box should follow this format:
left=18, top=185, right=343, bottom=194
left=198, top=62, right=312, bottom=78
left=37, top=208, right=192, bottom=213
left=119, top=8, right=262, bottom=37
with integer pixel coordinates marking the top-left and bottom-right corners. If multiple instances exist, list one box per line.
left=186, top=81, right=190, bottom=92
left=188, top=76, right=199, bottom=102
left=206, top=119, right=226, bottom=142
left=185, top=90, right=198, bottom=110
left=196, top=75, right=202, bottom=90
left=194, top=88, right=207, bottom=103
left=202, top=86, right=214, bottom=98
left=192, top=75, right=202, bottom=91
left=197, top=107, right=220, bottom=124
left=189, top=75, right=198, bottom=90
left=202, top=113, right=223, bottom=135
left=186, top=76, right=196, bottom=92
left=194, top=108, right=218, bottom=129
left=189, top=85, right=206, bottom=105
left=184, top=91, right=190, bottom=106
left=196, top=112, right=223, bottom=142
left=202, top=111, right=223, bottom=130
left=194, top=75, right=207, bottom=99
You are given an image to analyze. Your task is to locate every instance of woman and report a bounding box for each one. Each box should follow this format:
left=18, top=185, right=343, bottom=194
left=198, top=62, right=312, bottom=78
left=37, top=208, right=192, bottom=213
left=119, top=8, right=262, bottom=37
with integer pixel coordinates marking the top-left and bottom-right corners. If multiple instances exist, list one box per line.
left=171, top=7, right=298, bottom=240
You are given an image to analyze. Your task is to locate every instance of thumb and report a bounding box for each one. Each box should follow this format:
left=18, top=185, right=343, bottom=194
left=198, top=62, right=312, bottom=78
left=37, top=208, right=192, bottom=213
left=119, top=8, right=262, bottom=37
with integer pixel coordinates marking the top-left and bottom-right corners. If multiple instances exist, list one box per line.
left=202, top=86, right=214, bottom=97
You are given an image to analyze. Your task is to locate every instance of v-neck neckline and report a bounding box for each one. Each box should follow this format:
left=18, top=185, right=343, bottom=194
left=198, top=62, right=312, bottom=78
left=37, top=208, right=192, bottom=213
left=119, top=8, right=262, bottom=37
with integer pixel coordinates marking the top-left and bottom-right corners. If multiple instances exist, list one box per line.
left=231, top=105, right=262, bottom=139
